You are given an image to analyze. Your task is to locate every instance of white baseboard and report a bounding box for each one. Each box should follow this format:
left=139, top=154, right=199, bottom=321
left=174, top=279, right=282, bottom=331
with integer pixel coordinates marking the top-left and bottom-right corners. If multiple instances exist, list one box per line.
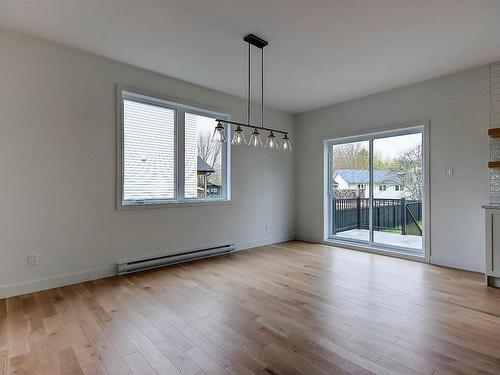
left=0, top=235, right=296, bottom=299
left=295, top=234, right=319, bottom=243
left=234, top=234, right=296, bottom=252
left=0, top=266, right=116, bottom=299
left=430, top=256, right=484, bottom=273
left=0, top=238, right=482, bottom=299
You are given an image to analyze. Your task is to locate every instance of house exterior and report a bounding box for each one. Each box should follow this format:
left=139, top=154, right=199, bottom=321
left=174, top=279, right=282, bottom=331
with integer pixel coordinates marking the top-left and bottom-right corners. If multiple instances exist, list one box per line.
left=197, top=156, right=216, bottom=197
left=332, top=169, right=409, bottom=199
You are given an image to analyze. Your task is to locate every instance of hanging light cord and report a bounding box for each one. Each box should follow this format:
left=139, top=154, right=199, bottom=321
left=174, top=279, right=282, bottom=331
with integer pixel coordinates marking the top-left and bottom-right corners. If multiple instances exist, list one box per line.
left=261, top=48, right=264, bottom=129
left=248, top=42, right=251, bottom=126
left=217, top=34, right=290, bottom=139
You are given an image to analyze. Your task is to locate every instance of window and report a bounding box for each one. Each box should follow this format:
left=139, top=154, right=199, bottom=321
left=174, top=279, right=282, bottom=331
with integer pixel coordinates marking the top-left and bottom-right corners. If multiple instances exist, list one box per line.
left=395, top=185, right=404, bottom=191
left=119, top=89, right=230, bottom=207
left=357, top=184, right=366, bottom=190
left=123, top=99, right=176, bottom=202
left=184, top=112, right=225, bottom=199
left=379, top=184, right=387, bottom=191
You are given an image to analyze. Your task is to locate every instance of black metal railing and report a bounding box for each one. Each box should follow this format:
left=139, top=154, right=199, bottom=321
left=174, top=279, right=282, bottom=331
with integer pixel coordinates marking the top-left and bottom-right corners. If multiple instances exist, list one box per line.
left=332, top=197, right=422, bottom=236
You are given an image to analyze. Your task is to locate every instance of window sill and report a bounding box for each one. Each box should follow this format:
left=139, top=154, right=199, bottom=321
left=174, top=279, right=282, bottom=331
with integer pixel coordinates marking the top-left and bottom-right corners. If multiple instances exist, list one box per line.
left=118, top=199, right=232, bottom=210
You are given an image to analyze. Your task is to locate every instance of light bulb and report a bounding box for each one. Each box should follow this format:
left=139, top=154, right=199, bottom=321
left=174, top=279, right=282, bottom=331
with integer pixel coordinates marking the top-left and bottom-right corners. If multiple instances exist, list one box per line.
left=249, top=128, right=263, bottom=147
left=281, top=133, right=292, bottom=151
left=231, top=125, right=246, bottom=145
left=212, top=121, right=227, bottom=143
left=265, top=131, right=279, bottom=150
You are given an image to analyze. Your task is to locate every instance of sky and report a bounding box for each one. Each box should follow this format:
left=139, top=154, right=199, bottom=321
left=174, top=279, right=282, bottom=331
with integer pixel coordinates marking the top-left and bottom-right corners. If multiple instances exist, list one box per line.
left=195, top=114, right=216, bottom=136
left=374, top=133, right=422, bottom=159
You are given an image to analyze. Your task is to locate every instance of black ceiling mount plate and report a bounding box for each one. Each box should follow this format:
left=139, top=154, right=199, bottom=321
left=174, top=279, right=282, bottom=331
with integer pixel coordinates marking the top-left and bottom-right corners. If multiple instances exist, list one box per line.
left=243, top=33, right=268, bottom=49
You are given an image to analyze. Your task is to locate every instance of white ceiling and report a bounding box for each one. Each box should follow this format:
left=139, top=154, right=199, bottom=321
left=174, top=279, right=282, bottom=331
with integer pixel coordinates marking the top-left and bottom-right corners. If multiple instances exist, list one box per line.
left=1, top=0, right=500, bottom=113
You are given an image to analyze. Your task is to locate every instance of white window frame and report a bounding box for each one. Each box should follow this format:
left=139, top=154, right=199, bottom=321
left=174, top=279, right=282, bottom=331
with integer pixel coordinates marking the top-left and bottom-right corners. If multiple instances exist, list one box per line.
left=117, top=86, right=231, bottom=208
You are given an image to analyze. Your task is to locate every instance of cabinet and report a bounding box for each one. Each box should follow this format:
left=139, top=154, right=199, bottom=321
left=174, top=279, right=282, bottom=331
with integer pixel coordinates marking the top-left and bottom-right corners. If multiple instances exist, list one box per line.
left=484, top=205, right=500, bottom=287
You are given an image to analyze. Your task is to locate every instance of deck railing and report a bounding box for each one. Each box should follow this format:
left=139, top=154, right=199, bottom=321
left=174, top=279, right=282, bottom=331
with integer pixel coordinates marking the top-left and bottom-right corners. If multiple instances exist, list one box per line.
left=332, top=197, right=422, bottom=236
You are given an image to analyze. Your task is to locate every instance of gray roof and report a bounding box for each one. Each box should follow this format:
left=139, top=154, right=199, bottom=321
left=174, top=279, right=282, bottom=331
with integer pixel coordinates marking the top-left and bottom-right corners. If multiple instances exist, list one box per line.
left=333, top=169, right=399, bottom=184
left=197, top=156, right=215, bottom=173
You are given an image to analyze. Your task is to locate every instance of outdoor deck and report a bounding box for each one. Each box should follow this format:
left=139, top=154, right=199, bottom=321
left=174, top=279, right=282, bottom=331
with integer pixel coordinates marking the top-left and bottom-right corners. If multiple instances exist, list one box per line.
left=334, top=229, right=423, bottom=255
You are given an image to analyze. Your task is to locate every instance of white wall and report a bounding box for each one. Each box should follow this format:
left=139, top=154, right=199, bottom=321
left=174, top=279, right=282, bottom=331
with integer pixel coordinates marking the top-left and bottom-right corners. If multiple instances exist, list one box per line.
left=295, top=66, right=490, bottom=272
left=0, top=29, right=295, bottom=297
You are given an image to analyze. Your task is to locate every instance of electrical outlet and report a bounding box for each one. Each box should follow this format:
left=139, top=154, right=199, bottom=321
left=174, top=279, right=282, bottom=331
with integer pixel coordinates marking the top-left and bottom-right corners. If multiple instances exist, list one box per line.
left=443, top=168, right=454, bottom=177
left=27, top=254, right=38, bottom=266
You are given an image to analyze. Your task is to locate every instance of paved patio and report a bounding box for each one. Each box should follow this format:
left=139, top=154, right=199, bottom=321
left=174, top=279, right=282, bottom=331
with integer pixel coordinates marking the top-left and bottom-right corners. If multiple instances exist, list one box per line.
left=334, top=229, right=423, bottom=255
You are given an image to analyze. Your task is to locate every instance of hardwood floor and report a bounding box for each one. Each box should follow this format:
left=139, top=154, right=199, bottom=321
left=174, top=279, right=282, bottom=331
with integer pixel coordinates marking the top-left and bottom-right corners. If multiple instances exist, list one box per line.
left=1, top=241, right=500, bottom=375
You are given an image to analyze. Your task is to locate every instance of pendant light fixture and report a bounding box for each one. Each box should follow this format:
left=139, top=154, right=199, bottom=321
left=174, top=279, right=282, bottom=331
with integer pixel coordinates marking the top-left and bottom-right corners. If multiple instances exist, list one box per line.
left=231, top=125, right=247, bottom=145
left=265, top=131, right=279, bottom=150
left=215, top=33, right=291, bottom=152
left=281, top=133, right=292, bottom=151
left=249, top=128, right=263, bottom=147
left=213, top=120, right=227, bottom=143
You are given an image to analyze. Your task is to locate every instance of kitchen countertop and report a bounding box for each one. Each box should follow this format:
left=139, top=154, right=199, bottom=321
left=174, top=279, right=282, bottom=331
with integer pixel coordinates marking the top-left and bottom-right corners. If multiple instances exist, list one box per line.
left=482, top=204, right=500, bottom=209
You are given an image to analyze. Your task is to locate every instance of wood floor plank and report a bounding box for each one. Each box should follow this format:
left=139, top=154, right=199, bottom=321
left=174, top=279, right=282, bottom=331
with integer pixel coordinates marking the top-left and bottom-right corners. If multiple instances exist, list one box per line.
left=157, top=339, right=202, bottom=375
left=131, top=335, right=181, bottom=375
left=123, top=351, right=156, bottom=375
left=58, top=348, right=86, bottom=375
left=185, top=347, right=230, bottom=375
left=83, top=360, right=110, bottom=375
left=1, top=241, right=500, bottom=375
left=0, top=350, right=8, bottom=375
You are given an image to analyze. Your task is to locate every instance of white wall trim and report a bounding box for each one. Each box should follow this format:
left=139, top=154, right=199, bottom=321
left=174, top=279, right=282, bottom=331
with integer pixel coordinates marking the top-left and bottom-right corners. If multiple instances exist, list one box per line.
left=0, top=235, right=295, bottom=298
left=0, top=266, right=116, bottom=299
left=234, top=235, right=296, bottom=252
left=430, top=256, right=484, bottom=273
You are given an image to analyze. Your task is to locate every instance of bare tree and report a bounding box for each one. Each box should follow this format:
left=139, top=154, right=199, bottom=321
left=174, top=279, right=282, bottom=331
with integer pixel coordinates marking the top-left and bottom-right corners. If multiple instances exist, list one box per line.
left=388, top=144, right=423, bottom=200
left=332, top=143, right=369, bottom=169
left=197, top=132, right=222, bottom=184
left=332, top=143, right=389, bottom=170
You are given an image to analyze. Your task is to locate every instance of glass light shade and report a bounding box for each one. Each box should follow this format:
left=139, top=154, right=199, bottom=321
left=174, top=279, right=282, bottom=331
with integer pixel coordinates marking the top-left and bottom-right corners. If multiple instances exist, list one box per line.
left=281, top=134, right=292, bottom=151
left=212, top=122, right=227, bottom=143
left=249, top=128, right=263, bottom=147
left=265, top=131, right=279, bottom=150
left=231, top=125, right=246, bottom=145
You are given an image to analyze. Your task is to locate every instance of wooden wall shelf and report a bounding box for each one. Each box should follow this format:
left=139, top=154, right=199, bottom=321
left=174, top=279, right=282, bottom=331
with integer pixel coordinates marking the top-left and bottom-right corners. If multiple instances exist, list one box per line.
left=488, top=128, right=500, bottom=138
left=488, top=161, right=500, bottom=168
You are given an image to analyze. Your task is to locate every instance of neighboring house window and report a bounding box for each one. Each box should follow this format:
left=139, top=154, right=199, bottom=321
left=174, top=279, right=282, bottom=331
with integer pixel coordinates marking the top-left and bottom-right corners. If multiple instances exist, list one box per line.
left=395, top=185, right=404, bottom=191
left=333, top=183, right=339, bottom=189
left=119, top=89, right=230, bottom=206
left=357, top=184, right=366, bottom=189
left=379, top=184, right=387, bottom=191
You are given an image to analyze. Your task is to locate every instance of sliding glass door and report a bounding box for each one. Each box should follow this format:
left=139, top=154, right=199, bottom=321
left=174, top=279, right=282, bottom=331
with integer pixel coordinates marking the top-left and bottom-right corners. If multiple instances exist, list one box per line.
left=327, top=127, right=425, bottom=257
left=330, top=140, right=370, bottom=243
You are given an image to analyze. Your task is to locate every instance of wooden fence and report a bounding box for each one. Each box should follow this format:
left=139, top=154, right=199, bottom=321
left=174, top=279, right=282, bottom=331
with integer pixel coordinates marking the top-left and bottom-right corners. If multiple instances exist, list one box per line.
left=332, top=198, right=422, bottom=236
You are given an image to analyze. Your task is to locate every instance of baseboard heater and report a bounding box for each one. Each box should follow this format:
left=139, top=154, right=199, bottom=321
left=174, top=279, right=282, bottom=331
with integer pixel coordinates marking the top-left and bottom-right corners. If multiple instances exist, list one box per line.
left=117, top=243, right=236, bottom=275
